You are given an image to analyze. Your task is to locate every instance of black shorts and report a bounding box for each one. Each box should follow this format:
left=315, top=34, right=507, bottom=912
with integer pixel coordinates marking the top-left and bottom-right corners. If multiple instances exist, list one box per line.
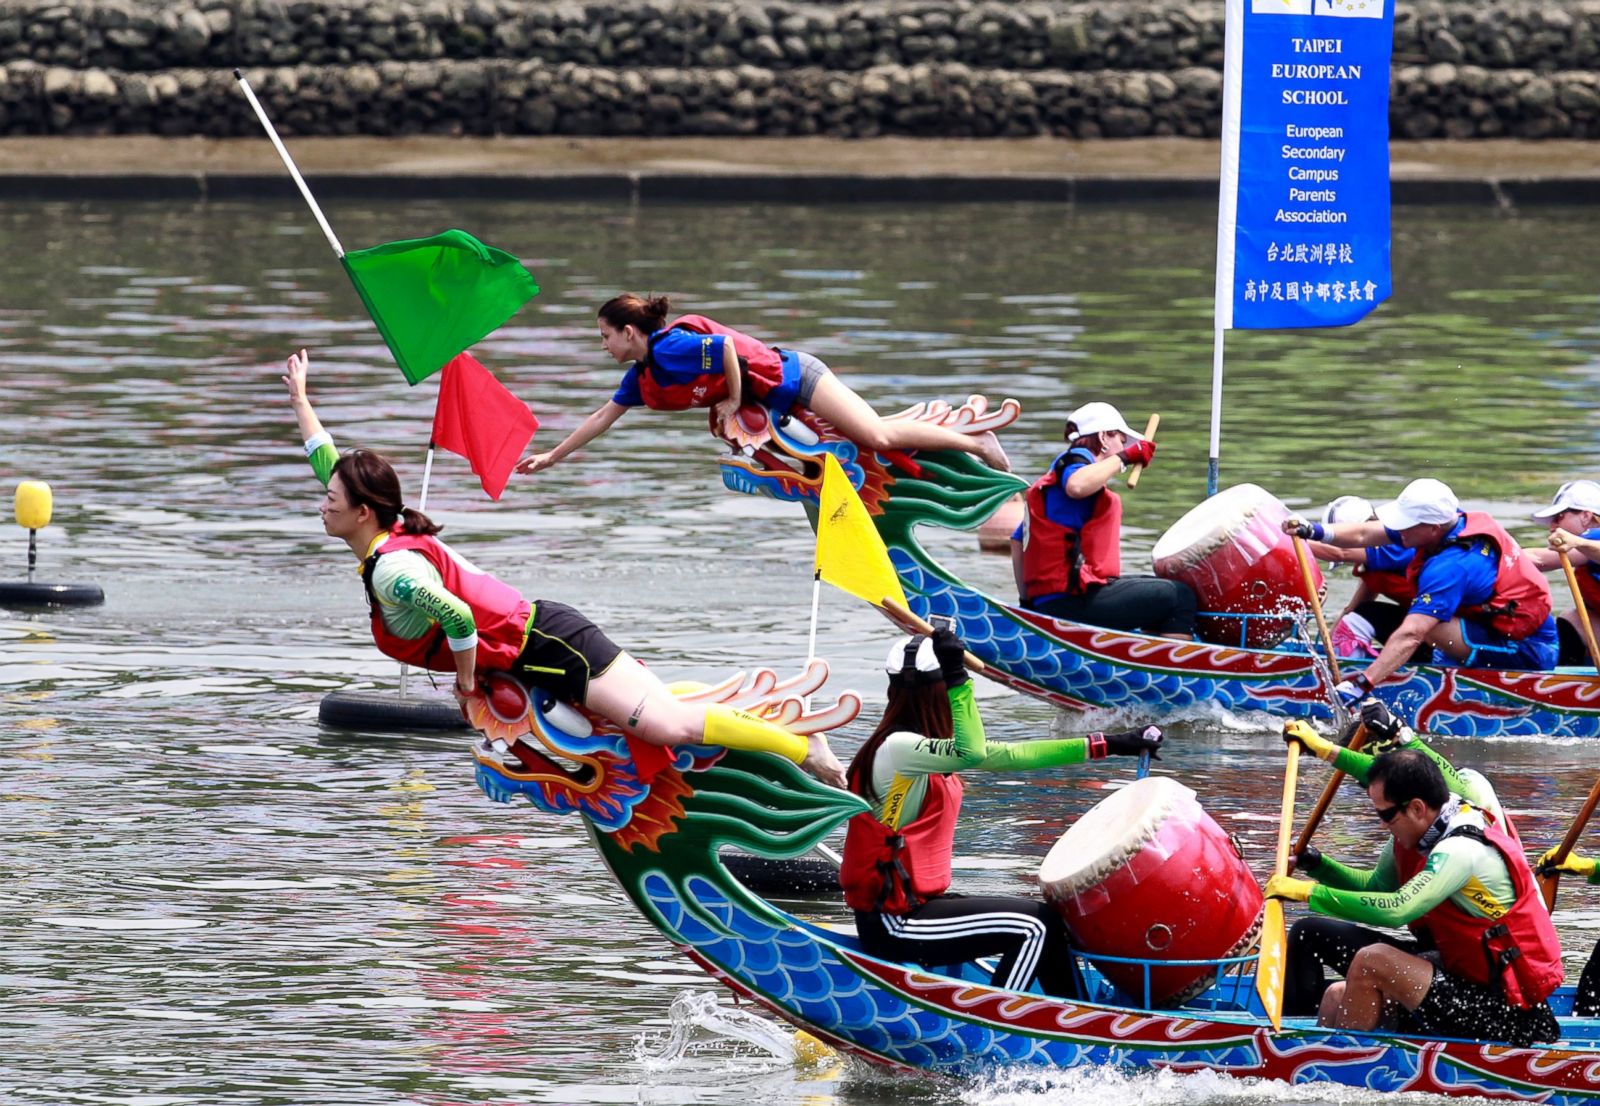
left=511, top=600, right=624, bottom=706
left=1408, top=967, right=1560, bottom=1047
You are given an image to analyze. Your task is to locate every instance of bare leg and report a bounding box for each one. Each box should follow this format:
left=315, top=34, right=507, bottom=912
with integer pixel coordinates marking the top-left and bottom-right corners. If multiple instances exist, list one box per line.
left=806, top=372, right=1010, bottom=472
left=1329, top=945, right=1435, bottom=1031
left=581, top=652, right=845, bottom=786
left=1317, top=981, right=1346, bottom=1026
left=1424, top=617, right=1472, bottom=663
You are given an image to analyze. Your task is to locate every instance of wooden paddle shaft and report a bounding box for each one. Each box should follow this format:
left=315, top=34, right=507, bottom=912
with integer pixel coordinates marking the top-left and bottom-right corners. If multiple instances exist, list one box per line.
left=1275, top=742, right=1302, bottom=879
left=1560, top=551, right=1600, bottom=674
left=1541, top=774, right=1600, bottom=910
left=1293, top=535, right=1342, bottom=688
left=1293, top=724, right=1367, bottom=857
left=1125, top=413, right=1160, bottom=489
left=882, top=598, right=987, bottom=673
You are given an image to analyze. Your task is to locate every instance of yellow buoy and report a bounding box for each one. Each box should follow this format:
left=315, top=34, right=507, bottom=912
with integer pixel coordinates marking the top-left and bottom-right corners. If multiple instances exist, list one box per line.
left=15, top=480, right=52, bottom=530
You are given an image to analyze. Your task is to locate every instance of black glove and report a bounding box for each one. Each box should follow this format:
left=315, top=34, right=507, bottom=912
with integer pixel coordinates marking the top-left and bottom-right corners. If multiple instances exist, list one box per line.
left=1359, top=697, right=1403, bottom=745
left=1294, top=845, right=1323, bottom=874
left=929, top=626, right=969, bottom=687
left=1286, top=519, right=1325, bottom=542
left=1097, top=725, right=1163, bottom=760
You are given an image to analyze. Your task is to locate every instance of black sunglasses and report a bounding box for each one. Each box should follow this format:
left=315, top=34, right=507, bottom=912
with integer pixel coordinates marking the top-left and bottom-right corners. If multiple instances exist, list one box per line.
left=1374, top=801, right=1408, bottom=824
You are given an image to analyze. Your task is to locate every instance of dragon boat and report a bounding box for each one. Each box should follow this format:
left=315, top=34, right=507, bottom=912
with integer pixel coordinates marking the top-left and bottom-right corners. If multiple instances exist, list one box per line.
left=470, top=681, right=1600, bottom=1098
left=712, top=398, right=1600, bottom=739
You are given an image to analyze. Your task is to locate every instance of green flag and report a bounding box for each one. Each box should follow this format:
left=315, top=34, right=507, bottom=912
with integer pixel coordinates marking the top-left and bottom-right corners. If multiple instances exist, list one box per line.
left=341, top=229, right=539, bottom=386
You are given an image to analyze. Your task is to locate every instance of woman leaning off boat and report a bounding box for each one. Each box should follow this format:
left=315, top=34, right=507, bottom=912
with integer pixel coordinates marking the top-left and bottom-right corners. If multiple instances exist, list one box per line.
left=840, top=625, right=1163, bottom=997
left=279, top=349, right=845, bottom=787
left=514, top=293, right=1010, bottom=476
left=1011, top=402, right=1197, bottom=639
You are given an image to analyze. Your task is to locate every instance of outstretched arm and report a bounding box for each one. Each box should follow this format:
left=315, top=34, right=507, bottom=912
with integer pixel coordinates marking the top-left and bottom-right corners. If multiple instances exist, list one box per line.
left=282, top=348, right=326, bottom=443
left=516, top=400, right=629, bottom=475
left=282, top=349, right=338, bottom=487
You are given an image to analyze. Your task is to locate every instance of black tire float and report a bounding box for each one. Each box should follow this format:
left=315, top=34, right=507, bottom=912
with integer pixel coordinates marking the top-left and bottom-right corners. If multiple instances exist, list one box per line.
left=723, top=852, right=840, bottom=895
left=318, top=689, right=471, bottom=733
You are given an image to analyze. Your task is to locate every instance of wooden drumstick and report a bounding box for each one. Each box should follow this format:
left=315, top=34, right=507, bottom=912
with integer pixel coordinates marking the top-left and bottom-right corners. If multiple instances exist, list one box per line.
left=1126, top=413, right=1160, bottom=489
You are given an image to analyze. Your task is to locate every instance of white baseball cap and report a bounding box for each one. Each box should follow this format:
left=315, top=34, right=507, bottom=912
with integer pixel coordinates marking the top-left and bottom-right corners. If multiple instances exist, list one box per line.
left=1532, top=479, right=1600, bottom=520
left=1376, top=479, right=1460, bottom=530
left=1323, top=495, right=1374, bottom=525
left=1067, top=402, right=1143, bottom=442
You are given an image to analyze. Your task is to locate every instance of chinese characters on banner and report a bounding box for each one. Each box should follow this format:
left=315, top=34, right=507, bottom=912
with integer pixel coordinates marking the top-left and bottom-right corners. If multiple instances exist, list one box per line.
left=1216, top=0, right=1394, bottom=329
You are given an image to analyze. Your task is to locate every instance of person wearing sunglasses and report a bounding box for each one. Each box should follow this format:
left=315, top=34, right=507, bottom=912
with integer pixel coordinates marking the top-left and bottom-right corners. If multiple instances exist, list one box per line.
left=1525, top=480, right=1600, bottom=667
left=1264, top=748, right=1562, bottom=1046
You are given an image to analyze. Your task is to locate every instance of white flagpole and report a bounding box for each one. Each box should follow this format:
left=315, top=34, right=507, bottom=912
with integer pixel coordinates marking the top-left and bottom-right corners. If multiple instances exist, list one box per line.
left=803, top=570, right=822, bottom=710
left=1210, top=0, right=1246, bottom=498
left=398, top=445, right=438, bottom=699
left=234, top=70, right=345, bottom=258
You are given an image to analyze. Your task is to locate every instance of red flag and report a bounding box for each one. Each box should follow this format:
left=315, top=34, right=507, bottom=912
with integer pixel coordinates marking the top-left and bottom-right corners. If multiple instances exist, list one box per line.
left=431, top=352, right=538, bottom=500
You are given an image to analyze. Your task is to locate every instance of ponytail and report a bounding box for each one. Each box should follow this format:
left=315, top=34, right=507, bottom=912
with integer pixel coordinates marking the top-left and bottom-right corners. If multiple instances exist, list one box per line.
left=331, top=449, right=442, bottom=536
left=598, top=292, right=671, bottom=334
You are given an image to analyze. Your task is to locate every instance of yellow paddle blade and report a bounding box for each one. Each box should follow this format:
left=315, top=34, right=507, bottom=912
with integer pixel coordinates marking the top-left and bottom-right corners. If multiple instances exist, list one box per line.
left=1256, top=898, right=1286, bottom=1031
left=816, top=453, right=908, bottom=610
left=15, top=480, right=51, bottom=530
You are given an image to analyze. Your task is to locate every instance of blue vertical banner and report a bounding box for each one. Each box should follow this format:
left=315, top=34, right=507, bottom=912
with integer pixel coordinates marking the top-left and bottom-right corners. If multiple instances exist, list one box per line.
left=1215, top=0, right=1394, bottom=330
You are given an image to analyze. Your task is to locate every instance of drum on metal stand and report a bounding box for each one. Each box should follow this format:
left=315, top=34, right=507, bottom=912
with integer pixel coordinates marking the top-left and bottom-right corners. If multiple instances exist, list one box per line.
left=1040, top=776, right=1264, bottom=1006
left=1151, top=483, right=1320, bottom=648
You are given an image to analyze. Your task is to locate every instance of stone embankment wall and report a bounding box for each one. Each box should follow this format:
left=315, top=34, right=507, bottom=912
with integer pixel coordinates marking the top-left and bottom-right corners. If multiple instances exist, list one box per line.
left=4, top=0, right=1600, bottom=138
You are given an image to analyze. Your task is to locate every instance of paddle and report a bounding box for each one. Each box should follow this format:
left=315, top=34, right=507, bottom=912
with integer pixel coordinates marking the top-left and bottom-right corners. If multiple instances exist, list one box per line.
left=1256, top=741, right=1300, bottom=1032
left=1293, top=535, right=1344, bottom=721
left=1126, top=413, right=1160, bottom=489
left=1540, top=776, right=1600, bottom=911
left=816, top=453, right=987, bottom=673
left=1293, top=723, right=1367, bottom=857
left=1559, top=550, right=1600, bottom=675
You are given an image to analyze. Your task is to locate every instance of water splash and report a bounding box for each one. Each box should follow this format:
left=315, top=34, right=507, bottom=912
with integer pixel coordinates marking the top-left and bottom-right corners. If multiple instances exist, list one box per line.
left=634, top=990, right=798, bottom=1072
left=961, top=1063, right=1458, bottom=1106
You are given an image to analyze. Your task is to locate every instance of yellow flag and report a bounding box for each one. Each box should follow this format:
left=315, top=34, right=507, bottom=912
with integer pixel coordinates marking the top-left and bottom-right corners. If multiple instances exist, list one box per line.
left=816, top=454, right=908, bottom=610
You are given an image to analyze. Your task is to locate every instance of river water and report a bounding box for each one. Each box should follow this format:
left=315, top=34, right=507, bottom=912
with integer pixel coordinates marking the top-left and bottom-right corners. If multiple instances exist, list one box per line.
left=5, top=196, right=1600, bottom=1106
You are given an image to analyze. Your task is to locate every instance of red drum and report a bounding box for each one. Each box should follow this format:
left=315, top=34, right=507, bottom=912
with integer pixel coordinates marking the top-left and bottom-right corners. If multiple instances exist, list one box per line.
left=1151, top=483, right=1322, bottom=648
left=1039, top=776, right=1264, bottom=1006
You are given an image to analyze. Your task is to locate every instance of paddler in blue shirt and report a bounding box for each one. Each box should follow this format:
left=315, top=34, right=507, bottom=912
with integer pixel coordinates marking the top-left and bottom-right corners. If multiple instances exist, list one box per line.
left=516, top=292, right=1011, bottom=476
left=1285, top=478, right=1558, bottom=709
left=1302, top=494, right=1417, bottom=659
left=1524, top=480, right=1600, bottom=667
left=1009, top=402, right=1198, bottom=638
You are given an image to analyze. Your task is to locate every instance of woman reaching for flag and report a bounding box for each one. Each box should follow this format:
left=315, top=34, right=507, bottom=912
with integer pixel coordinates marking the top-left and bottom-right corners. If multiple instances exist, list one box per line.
left=514, top=293, right=1011, bottom=476
left=280, top=348, right=846, bottom=787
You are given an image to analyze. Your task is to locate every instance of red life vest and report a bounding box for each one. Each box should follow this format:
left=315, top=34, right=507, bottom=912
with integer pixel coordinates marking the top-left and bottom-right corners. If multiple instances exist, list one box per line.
left=361, top=528, right=532, bottom=674
left=1019, top=451, right=1122, bottom=602
left=1354, top=564, right=1416, bottom=604
left=636, top=315, right=795, bottom=412
left=1405, top=512, right=1552, bottom=638
left=1392, top=813, right=1563, bottom=1008
left=1576, top=558, right=1600, bottom=614
left=841, top=772, right=963, bottom=914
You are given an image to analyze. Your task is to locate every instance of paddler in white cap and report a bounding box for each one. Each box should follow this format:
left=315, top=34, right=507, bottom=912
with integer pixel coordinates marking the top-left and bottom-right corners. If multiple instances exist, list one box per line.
left=1283, top=477, right=1558, bottom=709
left=1010, top=401, right=1198, bottom=639
left=1299, top=494, right=1417, bottom=660
left=1525, top=480, right=1600, bottom=666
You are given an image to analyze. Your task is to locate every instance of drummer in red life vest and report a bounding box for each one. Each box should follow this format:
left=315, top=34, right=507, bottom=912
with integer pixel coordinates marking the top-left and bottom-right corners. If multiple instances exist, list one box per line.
left=281, top=349, right=846, bottom=786
left=1264, top=747, right=1563, bottom=1046
left=1303, top=495, right=1418, bottom=660
left=515, top=293, right=1011, bottom=477
left=1284, top=478, right=1558, bottom=710
left=1524, top=480, right=1600, bottom=667
left=841, top=622, right=1163, bottom=996
left=1010, top=402, right=1198, bottom=638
